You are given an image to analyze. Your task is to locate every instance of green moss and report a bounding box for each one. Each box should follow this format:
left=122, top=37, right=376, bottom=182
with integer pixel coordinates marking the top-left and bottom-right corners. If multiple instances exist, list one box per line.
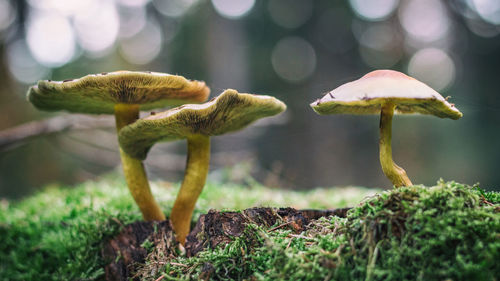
left=150, top=181, right=499, bottom=281
left=2, top=177, right=497, bottom=281
left=0, top=174, right=372, bottom=281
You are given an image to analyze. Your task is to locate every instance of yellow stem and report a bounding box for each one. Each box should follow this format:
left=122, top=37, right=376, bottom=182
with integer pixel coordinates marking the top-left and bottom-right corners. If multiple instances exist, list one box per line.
left=170, top=134, right=210, bottom=245
left=115, top=104, right=165, bottom=221
left=379, top=103, right=412, bottom=188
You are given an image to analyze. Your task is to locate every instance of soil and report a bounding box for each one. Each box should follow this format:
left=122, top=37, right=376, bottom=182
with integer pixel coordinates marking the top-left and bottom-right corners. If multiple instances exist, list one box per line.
left=101, top=207, right=350, bottom=281
left=101, top=220, right=174, bottom=280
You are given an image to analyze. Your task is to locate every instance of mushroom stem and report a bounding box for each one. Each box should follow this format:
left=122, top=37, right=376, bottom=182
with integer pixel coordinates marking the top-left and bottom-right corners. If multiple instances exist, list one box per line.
left=115, top=104, right=165, bottom=221
left=170, top=134, right=210, bottom=245
left=379, top=103, right=412, bottom=188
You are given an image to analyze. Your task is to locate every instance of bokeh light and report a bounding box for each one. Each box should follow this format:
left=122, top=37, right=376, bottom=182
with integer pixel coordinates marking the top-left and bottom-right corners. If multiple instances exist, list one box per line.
left=6, top=39, right=50, bottom=84
left=352, top=20, right=403, bottom=68
left=211, top=0, right=255, bottom=19
left=74, top=0, right=119, bottom=56
left=119, top=19, right=163, bottom=65
left=26, top=11, right=76, bottom=67
left=162, top=19, right=180, bottom=44
left=359, top=23, right=398, bottom=51
left=470, top=0, right=500, bottom=25
left=465, top=17, right=500, bottom=38
left=408, top=48, right=455, bottom=91
left=27, top=0, right=92, bottom=17
left=399, top=0, right=450, bottom=42
left=153, top=0, right=198, bottom=18
left=268, top=0, right=313, bottom=29
left=117, top=0, right=150, bottom=8
left=355, top=22, right=403, bottom=68
left=118, top=6, right=147, bottom=39
left=349, top=0, right=399, bottom=21
left=271, top=36, right=316, bottom=83
left=0, top=0, right=15, bottom=32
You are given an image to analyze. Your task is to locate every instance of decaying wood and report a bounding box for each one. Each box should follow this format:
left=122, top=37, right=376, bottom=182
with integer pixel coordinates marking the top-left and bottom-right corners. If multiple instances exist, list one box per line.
left=102, top=220, right=174, bottom=281
left=102, top=207, right=351, bottom=281
left=185, top=207, right=350, bottom=256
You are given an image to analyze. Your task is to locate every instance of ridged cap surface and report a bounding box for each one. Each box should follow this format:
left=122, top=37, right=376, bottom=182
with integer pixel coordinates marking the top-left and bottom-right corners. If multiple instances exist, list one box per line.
left=27, top=71, right=210, bottom=114
left=119, top=89, right=286, bottom=159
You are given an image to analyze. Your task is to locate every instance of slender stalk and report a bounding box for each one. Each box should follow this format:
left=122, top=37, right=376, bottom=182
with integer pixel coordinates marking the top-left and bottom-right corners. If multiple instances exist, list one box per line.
left=379, top=103, right=412, bottom=188
left=170, top=134, right=210, bottom=245
left=115, top=103, right=165, bottom=221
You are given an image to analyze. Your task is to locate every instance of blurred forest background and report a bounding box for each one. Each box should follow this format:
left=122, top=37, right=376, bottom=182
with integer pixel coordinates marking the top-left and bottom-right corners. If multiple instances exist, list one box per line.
left=1, top=0, right=499, bottom=199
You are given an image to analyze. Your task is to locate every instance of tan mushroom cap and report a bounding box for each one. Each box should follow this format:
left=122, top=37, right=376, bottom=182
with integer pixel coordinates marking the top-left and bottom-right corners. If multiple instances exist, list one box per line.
left=27, top=71, right=210, bottom=114
left=119, top=89, right=287, bottom=160
left=311, top=70, right=462, bottom=119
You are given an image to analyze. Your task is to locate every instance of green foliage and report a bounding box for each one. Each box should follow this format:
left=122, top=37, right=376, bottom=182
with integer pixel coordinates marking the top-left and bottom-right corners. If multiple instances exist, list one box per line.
left=150, top=181, right=500, bottom=281
left=0, top=174, right=372, bottom=281
left=2, top=177, right=497, bottom=281
left=159, top=224, right=269, bottom=280
left=335, top=181, right=500, bottom=281
left=0, top=175, right=141, bottom=281
left=141, top=238, right=155, bottom=253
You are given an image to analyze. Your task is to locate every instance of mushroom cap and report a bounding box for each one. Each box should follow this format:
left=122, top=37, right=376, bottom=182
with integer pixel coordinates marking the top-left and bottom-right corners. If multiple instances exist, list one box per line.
left=119, top=89, right=287, bottom=160
left=27, top=71, right=210, bottom=114
left=310, top=70, right=462, bottom=119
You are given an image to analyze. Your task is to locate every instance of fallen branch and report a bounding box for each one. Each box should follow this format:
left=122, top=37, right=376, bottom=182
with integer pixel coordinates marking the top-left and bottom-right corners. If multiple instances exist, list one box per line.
left=0, top=115, right=114, bottom=152
left=268, top=221, right=293, bottom=232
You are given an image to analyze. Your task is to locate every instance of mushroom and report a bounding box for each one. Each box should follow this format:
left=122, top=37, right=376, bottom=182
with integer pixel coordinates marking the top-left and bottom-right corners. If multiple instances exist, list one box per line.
left=27, top=71, right=210, bottom=221
left=310, top=70, right=462, bottom=187
left=118, top=89, right=286, bottom=243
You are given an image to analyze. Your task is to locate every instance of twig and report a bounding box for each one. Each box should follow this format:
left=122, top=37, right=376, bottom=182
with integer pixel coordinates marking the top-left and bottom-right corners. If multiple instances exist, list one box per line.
left=0, top=114, right=114, bottom=152
left=110, top=217, right=123, bottom=227
left=480, top=194, right=494, bottom=206
left=170, top=262, right=189, bottom=267
left=288, top=234, right=314, bottom=240
left=268, top=221, right=293, bottom=232
left=155, top=275, right=165, bottom=281
left=285, top=237, right=294, bottom=250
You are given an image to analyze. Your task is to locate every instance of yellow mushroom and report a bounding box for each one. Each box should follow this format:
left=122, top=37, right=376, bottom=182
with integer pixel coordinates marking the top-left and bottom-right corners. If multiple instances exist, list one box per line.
left=118, top=89, right=286, bottom=244
left=27, top=71, right=210, bottom=221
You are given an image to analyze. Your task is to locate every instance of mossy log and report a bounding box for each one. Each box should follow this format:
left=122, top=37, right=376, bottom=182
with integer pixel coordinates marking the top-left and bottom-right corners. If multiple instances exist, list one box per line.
left=102, top=207, right=348, bottom=281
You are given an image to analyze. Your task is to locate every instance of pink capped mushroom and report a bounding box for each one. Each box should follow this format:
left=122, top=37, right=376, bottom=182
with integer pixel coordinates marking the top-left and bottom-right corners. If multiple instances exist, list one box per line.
left=311, top=70, right=462, bottom=187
